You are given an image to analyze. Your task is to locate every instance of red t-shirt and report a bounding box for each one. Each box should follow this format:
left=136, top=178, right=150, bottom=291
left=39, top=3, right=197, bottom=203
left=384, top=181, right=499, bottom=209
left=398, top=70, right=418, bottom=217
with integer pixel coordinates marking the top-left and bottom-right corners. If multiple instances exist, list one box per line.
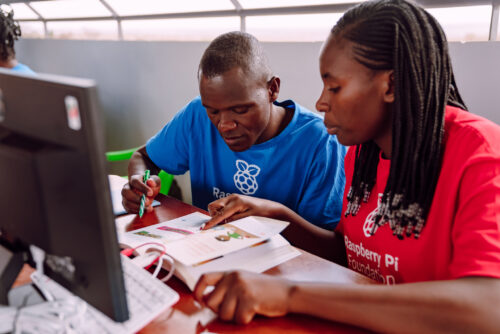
left=337, top=106, right=500, bottom=284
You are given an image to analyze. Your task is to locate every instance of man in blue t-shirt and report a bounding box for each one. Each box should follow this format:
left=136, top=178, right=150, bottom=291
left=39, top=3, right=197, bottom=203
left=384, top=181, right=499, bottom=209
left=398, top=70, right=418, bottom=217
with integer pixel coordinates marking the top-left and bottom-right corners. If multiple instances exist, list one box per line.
left=122, top=31, right=346, bottom=230
left=0, top=7, right=35, bottom=75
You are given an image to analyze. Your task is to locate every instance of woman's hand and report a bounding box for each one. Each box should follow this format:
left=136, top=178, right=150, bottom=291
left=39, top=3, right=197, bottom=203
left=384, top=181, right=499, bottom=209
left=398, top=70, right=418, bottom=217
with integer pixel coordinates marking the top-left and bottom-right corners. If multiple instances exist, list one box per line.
left=193, top=271, right=293, bottom=324
left=203, top=194, right=285, bottom=229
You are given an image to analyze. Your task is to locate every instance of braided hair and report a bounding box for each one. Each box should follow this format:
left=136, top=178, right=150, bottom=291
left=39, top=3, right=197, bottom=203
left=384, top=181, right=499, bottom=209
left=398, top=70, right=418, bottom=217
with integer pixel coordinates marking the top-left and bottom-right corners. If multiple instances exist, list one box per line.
left=0, top=6, right=21, bottom=62
left=335, top=0, right=467, bottom=239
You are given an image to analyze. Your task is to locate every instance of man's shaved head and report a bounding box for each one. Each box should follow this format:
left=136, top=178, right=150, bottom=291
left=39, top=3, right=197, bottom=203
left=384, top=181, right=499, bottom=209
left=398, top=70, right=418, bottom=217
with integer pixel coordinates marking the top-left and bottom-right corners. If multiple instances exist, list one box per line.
left=199, top=31, right=272, bottom=82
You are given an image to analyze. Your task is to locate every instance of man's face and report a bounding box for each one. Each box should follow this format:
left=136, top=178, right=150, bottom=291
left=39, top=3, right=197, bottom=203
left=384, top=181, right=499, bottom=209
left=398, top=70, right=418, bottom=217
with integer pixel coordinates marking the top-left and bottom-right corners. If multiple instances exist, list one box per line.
left=199, top=67, right=273, bottom=152
left=316, top=36, right=393, bottom=147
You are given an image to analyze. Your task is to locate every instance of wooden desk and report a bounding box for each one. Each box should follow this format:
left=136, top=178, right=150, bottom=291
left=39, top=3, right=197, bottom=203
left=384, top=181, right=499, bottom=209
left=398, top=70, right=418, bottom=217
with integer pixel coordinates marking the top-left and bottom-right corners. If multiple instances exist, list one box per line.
left=14, top=177, right=375, bottom=333
left=115, top=193, right=376, bottom=333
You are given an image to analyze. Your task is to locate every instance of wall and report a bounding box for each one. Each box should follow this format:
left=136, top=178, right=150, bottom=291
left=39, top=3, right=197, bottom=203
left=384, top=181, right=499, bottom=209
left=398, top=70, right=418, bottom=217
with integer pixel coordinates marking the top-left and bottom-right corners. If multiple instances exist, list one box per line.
left=448, top=42, right=500, bottom=124
left=15, top=39, right=500, bottom=203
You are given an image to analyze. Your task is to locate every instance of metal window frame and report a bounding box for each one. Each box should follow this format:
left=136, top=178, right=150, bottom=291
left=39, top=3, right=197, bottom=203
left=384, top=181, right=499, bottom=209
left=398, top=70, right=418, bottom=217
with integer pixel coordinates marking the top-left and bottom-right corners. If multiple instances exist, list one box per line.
left=491, top=0, right=500, bottom=40
left=2, top=0, right=499, bottom=41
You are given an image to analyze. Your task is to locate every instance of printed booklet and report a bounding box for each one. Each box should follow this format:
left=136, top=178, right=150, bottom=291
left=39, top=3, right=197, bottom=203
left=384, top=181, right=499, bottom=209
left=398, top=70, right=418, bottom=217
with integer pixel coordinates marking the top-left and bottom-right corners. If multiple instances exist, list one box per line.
left=118, top=212, right=300, bottom=290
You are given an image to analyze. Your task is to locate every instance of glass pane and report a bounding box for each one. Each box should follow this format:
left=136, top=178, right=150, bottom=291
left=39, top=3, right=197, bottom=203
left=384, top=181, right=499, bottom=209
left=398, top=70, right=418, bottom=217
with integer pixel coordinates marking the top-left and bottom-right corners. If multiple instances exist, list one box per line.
left=19, top=21, right=45, bottom=38
left=30, top=0, right=112, bottom=19
left=46, top=21, right=118, bottom=40
left=246, top=13, right=342, bottom=42
left=239, top=0, right=366, bottom=9
left=122, top=17, right=240, bottom=41
left=7, top=3, right=39, bottom=20
left=497, top=9, right=500, bottom=41
left=427, top=5, right=491, bottom=42
left=106, top=0, right=234, bottom=16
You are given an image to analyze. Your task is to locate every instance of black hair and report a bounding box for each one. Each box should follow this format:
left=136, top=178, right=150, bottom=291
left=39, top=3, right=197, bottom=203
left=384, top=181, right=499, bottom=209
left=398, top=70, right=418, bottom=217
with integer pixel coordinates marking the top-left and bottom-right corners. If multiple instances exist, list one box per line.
left=0, top=6, right=21, bottom=62
left=334, top=0, right=467, bottom=239
left=198, top=31, right=272, bottom=80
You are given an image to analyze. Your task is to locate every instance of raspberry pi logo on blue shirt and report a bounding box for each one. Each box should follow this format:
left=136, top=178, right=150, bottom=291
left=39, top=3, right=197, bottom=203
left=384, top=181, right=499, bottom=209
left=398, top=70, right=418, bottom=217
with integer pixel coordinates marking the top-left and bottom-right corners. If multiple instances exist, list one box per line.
left=233, top=159, right=260, bottom=195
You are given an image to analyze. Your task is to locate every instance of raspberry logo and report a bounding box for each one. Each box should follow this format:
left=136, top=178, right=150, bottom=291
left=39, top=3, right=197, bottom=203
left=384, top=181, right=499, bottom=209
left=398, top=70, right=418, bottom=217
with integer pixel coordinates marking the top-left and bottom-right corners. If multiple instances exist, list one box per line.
left=363, top=194, right=382, bottom=237
left=233, top=159, right=260, bottom=195
left=363, top=213, right=376, bottom=237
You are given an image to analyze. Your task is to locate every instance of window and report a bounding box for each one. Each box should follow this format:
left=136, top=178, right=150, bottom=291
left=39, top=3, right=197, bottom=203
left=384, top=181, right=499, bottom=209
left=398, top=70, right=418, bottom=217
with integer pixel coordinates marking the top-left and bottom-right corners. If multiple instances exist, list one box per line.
left=246, top=13, right=342, bottom=42
left=7, top=3, right=39, bottom=20
left=46, top=21, right=118, bottom=40
left=122, top=17, right=240, bottom=41
left=19, top=22, right=45, bottom=38
left=105, top=0, right=234, bottom=16
left=427, top=6, right=492, bottom=42
left=239, top=0, right=366, bottom=9
left=5, top=1, right=497, bottom=42
left=29, top=0, right=112, bottom=19
left=496, top=7, right=500, bottom=41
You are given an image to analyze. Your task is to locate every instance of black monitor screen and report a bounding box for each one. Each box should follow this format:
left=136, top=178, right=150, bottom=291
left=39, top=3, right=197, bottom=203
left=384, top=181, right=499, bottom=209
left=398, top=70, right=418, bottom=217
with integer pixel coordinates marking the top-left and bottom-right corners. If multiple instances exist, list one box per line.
left=0, top=69, right=128, bottom=322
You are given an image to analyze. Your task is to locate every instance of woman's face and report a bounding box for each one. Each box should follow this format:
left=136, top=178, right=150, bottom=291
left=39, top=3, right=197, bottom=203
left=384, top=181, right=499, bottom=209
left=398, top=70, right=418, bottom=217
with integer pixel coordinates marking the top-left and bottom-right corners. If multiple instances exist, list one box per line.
left=316, top=35, right=394, bottom=148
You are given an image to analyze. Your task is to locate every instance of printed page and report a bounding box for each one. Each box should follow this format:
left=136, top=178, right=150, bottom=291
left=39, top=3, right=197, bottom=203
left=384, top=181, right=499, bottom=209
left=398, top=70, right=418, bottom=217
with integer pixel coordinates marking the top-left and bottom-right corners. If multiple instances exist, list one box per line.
left=176, top=234, right=301, bottom=290
left=118, top=212, right=211, bottom=250
left=164, top=216, right=289, bottom=266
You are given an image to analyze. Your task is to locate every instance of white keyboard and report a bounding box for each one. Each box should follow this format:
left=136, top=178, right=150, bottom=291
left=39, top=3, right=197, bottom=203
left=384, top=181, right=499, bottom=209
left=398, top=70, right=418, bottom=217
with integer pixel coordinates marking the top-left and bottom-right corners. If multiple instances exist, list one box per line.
left=30, top=255, right=179, bottom=334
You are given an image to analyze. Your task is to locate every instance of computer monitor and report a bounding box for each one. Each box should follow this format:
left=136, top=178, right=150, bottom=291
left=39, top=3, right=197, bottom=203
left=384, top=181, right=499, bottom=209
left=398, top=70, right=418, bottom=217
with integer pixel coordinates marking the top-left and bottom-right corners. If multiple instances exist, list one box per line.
left=0, top=69, right=129, bottom=322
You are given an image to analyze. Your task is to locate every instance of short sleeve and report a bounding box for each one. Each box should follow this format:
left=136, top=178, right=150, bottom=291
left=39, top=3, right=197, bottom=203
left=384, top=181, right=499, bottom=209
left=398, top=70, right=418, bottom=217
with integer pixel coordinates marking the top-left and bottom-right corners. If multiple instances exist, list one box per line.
left=146, top=98, right=198, bottom=174
left=449, top=152, right=500, bottom=278
left=297, top=136, right=347, bottom=230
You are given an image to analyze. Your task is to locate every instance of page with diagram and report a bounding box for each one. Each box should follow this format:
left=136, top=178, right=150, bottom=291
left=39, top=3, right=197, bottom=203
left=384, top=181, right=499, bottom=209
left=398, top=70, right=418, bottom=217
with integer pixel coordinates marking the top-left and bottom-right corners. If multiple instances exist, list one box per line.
left=164, top=215, right=289, bottom=266
left=118, top=212, right=299, bottom=290
left=119, top=212, right=289, bottom=265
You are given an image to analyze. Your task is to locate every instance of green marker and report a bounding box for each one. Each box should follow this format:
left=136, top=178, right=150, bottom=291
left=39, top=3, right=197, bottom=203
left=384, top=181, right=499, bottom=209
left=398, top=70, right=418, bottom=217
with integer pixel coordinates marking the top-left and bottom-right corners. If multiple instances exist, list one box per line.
left=139, top=169, right=150, bottom=218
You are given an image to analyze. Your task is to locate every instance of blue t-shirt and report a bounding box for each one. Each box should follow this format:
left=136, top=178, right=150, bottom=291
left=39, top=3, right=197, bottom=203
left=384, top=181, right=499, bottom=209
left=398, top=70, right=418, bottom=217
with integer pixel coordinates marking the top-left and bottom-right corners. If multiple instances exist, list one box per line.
left=12, top=63, right=35, bottom=75
left=147, top=96, right=346, bottom=229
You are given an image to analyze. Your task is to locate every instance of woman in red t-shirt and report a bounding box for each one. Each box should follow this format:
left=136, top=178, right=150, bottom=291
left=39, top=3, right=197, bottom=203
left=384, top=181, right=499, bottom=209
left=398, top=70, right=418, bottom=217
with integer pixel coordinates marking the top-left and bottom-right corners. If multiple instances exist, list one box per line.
left=193, top=0, right=500, bottom=332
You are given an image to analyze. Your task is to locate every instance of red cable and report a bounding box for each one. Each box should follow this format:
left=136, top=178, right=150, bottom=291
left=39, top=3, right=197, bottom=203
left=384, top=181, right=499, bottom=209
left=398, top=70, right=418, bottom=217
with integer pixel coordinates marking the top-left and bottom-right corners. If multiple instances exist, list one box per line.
left=120, top=242, right=167, bottom=268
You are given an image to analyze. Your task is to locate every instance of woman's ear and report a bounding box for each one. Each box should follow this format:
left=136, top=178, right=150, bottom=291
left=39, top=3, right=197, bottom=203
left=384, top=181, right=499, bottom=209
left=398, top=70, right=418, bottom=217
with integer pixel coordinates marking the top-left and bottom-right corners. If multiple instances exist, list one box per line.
left=267, top=76, right=281, bottom=102
left=383, top=71, right=395, bottom=103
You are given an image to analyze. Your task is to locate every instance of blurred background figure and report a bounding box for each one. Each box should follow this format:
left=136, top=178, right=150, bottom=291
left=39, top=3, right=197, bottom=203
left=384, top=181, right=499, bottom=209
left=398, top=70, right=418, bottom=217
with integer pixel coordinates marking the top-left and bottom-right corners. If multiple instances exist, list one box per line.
left=0, top=5, right=35, bottom=74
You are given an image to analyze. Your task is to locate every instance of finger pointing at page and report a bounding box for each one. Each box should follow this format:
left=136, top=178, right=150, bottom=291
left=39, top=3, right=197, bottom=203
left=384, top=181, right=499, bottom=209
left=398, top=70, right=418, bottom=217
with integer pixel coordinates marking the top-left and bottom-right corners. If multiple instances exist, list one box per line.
left=204, top=195, right=249, bottom=229
left=204, top=194, right=286, bottom=230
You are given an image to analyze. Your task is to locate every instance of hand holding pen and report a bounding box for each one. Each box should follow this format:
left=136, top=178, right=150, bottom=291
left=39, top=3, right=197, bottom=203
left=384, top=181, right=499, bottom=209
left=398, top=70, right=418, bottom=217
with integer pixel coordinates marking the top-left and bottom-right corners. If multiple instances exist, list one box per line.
left=121, top=169, right=161, bottom=215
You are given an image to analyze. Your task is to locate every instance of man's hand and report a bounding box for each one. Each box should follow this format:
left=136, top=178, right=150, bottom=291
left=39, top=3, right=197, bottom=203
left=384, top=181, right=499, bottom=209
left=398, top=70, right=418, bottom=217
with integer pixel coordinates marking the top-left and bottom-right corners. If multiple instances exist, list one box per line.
left=193, top=271, right=293, bottom=324
left=203, top=194, right=284, bottom=229
left=121, top=174, right=161, bottom=214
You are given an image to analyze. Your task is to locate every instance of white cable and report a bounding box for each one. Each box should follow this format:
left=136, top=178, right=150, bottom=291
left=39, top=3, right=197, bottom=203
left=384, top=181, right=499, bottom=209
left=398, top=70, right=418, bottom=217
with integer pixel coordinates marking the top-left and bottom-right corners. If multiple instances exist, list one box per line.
left=159, top=254, right=175, bottom=283
left=29, top=245, right=45, bottom=275
left=29, top=245, right=54, bottom=302
left=30, top=271, right=54, bottom=303
left=132, top=249, right=174, bottom=282
left=152, top=256, right=163, bottom=278
left=142, top=250, right=176, bottom=283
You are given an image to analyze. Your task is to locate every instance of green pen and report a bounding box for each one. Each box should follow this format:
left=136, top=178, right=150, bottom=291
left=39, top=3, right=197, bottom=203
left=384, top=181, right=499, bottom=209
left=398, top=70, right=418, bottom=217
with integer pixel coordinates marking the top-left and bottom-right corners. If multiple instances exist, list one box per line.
left=139, top=169, right=150, bottom=218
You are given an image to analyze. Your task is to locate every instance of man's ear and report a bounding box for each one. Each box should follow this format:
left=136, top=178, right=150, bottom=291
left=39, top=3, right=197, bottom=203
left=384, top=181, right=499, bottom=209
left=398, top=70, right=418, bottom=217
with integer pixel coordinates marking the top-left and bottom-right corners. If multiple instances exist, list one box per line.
left=267, top=76, right=280, bottom=102
left=382, top=71, right=395, bottom=103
